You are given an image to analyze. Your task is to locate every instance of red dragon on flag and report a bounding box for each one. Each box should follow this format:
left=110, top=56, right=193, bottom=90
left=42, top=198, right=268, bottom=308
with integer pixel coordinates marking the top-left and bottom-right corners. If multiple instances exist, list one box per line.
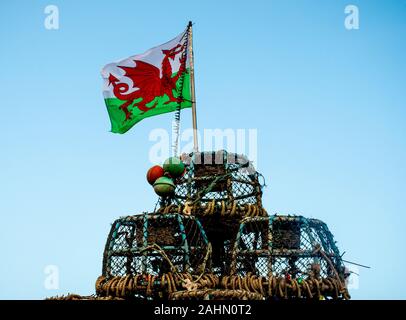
left=101, top=29, right=192, bottom=134
left=107, top=44, right=186, bottom=120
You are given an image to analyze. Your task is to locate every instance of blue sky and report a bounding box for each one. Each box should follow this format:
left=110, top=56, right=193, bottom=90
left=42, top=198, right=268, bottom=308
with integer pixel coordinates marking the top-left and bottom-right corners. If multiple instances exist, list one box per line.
left=0, top=0, right=405, bottom=299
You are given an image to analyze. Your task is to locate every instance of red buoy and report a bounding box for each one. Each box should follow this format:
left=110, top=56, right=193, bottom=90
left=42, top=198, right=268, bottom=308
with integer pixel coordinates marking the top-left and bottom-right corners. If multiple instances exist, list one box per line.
left=146, top=165, right=164, bottom=185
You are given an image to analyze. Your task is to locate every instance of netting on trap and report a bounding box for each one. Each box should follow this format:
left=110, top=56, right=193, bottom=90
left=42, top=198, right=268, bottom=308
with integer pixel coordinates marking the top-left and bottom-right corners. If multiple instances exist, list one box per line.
left=171, top=150, right=264, bottom=207
left=102, top=213, right=209, bottom=277
left=230, top=215, right=346, bottom=281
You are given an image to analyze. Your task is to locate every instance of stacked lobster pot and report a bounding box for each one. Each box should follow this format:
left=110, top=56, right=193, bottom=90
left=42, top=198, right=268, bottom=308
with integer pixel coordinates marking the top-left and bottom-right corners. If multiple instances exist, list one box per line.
left=170, top=151, right=267, bottom=275
left=96, top=150, right=350, bottom=300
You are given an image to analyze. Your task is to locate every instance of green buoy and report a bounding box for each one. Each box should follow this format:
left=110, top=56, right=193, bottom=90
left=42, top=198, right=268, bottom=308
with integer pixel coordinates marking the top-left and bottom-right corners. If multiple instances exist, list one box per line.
left=163, top=157, right=185, bottom=178
left=153, top=176, right=175, bottom=197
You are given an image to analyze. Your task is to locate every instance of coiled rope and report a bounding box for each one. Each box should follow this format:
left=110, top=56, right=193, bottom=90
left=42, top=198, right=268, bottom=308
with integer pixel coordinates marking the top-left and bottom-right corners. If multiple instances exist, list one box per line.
left=157, top=201, right=267, bottom=218
left=95, top=272, right=350, bottom=300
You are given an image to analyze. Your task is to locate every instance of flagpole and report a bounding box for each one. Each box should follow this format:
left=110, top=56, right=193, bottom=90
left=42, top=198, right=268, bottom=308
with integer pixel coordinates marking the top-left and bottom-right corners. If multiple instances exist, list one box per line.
left=188, top=21, right=199, bottom=153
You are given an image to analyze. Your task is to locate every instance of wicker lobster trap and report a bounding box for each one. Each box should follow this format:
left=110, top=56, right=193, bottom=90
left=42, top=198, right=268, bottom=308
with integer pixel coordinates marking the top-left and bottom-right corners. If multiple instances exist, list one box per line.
left=174, top=150, right=264, bottom=207
left=155, top=151, right=268, bottom=275
left=102, top=213, right=209, bottom=277
left=230, top=215, right=345, bottom=278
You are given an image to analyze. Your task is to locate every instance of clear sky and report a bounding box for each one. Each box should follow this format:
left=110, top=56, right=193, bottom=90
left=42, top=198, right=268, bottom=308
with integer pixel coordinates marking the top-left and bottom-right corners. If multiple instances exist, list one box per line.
left=0, top=0, right=405, bottom=299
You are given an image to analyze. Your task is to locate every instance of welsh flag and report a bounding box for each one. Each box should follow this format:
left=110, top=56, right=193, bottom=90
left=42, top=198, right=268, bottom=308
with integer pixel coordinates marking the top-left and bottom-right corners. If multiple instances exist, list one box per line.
left=101, top=29, right=191, bottom=134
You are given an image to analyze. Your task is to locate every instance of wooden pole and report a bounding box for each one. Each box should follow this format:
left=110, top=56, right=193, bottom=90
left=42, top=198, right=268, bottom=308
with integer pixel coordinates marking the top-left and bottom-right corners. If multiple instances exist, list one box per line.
left=188, top=21, right=199, bottom=152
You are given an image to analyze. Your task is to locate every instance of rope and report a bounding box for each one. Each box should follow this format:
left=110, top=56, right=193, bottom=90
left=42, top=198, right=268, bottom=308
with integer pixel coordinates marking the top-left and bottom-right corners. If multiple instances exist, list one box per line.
left=220, top=274, right=350, bottom=300
left=139, top=243, right=179, bottom=273
left=47, top=293, right=123, bottom=300
left=192, top=243, right=212, bottom=283
left=95, top=273, right=350, bottom=300
left=172, top=24, right=190, bottom=156
left=95, top=273, right=218, bottom=298
left=169, top=289, right=263, bottom=300
left=139, top=242, right=213, bottom=290
left=157, top=201, right=267, bottom=218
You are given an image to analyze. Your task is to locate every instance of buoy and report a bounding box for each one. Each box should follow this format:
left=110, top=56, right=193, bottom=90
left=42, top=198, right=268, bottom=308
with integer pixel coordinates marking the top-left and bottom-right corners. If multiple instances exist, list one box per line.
left=146, top=165, right=164, bottom=185
left=163, top=157, right=185, bottom=178
left=153, top=176, right=175, bottom=197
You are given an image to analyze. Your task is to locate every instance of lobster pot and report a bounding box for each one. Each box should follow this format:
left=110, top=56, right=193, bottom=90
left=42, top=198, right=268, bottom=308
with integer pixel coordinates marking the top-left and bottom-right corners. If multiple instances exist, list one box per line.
left=157, top=151, right=266, bottom=275
left=230, top=215, right=346, bottom=279
left=174, top=150, right=264, bottom=207
left=102, top=213, right=209, bottom=277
